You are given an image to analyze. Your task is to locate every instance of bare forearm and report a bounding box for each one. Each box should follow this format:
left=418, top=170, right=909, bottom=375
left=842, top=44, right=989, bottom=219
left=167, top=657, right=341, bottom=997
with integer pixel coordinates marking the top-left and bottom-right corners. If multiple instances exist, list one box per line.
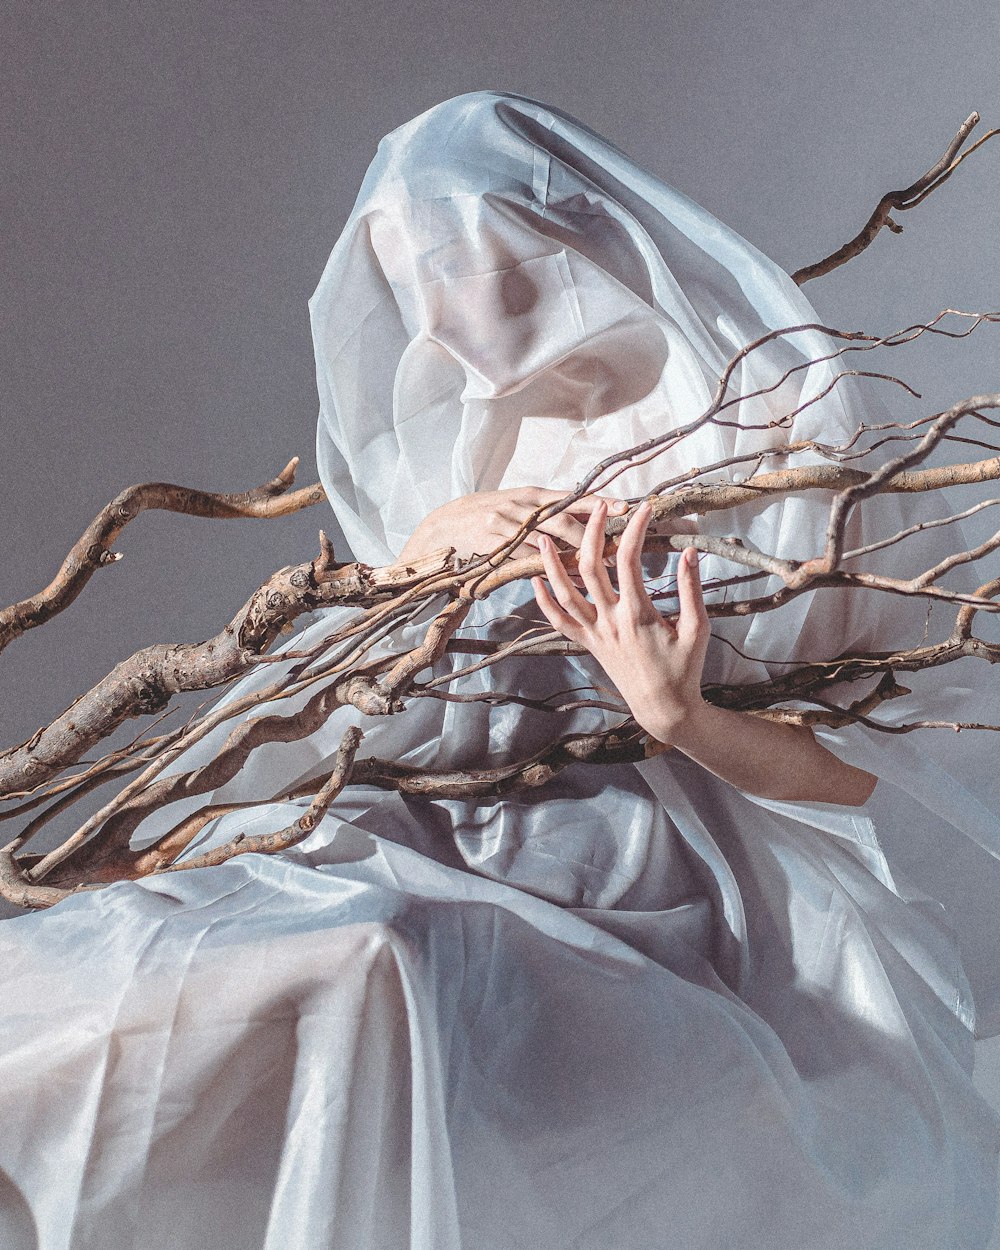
left=654, top=700, right=878, bottom=807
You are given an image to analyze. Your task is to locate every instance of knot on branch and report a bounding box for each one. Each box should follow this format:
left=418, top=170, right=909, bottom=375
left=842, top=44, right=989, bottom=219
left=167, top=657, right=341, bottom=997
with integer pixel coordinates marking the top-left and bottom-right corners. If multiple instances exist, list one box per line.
left=785, top=557, right=831, bottom=588
left=133, top=680, right=170, bottom=716
left=339, top=676, right=398, bottom=717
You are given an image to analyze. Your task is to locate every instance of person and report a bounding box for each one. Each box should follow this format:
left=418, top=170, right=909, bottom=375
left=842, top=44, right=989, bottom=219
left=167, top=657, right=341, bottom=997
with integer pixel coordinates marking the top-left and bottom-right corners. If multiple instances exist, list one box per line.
left=3, top=89, right=1000, bottom=1250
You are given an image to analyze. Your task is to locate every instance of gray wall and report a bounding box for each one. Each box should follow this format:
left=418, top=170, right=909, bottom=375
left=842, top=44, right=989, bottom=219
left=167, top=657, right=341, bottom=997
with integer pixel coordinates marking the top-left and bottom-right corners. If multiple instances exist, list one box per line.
left=4, top=0, right=1000, bottom=1195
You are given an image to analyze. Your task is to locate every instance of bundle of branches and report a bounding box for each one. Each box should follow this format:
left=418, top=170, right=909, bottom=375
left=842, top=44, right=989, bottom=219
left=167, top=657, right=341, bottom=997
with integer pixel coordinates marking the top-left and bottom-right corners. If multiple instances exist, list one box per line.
left=3, top=113, right=1000, bottom=910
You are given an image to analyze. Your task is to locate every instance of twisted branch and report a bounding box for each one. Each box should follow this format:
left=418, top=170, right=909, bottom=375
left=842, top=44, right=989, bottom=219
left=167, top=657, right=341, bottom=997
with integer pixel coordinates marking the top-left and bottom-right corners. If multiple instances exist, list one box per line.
left=790, top=111, right=1000, bottom=284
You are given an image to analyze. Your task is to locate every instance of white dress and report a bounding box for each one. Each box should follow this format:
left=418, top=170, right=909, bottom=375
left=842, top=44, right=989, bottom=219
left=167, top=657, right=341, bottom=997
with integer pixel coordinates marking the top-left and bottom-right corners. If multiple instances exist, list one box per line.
left=3, top=90, right=1000, bottom=1250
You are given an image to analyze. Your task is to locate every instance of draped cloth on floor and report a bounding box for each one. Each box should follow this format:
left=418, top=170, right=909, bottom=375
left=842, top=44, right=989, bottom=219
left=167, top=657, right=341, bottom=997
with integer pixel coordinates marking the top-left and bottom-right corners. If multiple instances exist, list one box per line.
left=2, top=90, right=1000, bottom=1250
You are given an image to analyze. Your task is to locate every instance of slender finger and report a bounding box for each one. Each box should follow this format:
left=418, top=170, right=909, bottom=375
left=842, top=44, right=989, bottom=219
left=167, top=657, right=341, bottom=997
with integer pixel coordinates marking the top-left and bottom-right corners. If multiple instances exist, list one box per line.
left=468, top=516, right=529, bottom=560
left=519, top=492, right=626, bottom=547
left=576, top=501, right=618, bottom=610
left=511, top=545, right=597, bottom=583
left=569, top=493, right=629, bottom=518
left=615, top=500, right=658, bottom=615
left=526, top=511, right=590, bottom=550
left=519, top=489, right=628, bottom=543
left=522, top=536, right=590, bottom=586
left=507, top=493, right=622, bottom=577
left=494, top=503, right=573, bottom=559
left=485, top=512, right=588, bottom=565
left=522, top=488, right=628, bottom=515
left=538, top=533, right=597, bottom=625
left=531, top=576, right=585, bottom=641
left=571, top=497, right=629, bottom=555
left=516, top=535, right=590, bottom=589
left=676, top=546, right=708, bottom=643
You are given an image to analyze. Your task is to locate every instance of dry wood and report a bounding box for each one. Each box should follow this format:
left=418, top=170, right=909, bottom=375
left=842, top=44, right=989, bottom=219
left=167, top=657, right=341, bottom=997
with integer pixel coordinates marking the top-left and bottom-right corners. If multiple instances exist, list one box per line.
left=3, top=114, right=999, bottom=908
left=790, top=112, right=1000, bottom=285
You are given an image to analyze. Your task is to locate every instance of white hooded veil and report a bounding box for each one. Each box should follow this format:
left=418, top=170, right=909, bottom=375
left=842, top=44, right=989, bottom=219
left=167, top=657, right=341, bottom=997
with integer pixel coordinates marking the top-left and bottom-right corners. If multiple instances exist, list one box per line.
left=308, top=89, right=1000, bottom=1037
left=312, top=88, right=836, bottom=567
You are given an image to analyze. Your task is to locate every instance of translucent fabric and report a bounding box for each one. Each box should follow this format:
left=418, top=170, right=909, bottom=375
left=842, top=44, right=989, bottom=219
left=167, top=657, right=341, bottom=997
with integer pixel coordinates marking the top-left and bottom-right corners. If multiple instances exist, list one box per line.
left=2, top=89, right=1000, bottom=1249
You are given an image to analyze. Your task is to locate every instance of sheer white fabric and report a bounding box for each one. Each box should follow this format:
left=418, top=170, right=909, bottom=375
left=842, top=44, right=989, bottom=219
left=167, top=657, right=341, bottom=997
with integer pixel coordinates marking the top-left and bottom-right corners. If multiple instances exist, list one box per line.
left=3, top=90, right=1000, bottom=1249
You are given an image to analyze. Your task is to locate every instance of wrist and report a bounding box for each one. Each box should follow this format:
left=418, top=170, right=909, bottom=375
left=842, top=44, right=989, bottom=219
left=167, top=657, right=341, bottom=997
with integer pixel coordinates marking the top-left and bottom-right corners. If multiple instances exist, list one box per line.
left=647, top=694, right=709, bottom=746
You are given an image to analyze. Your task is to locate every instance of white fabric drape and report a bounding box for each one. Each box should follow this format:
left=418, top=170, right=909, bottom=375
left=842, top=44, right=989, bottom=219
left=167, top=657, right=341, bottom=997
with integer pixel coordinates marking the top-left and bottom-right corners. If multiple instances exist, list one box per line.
left=2, top=89, right=1000, bottom=1249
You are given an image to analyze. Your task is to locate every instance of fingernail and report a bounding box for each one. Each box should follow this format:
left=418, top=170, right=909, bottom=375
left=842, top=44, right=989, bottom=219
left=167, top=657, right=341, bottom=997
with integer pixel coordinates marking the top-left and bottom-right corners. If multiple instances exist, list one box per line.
left=686, top=548, right=698, bottom=566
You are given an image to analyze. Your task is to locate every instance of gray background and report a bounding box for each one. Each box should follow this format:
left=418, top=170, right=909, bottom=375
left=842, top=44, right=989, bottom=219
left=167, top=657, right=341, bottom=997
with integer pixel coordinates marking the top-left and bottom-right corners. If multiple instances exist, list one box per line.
left=4, top=0, right=1000, bottom=1232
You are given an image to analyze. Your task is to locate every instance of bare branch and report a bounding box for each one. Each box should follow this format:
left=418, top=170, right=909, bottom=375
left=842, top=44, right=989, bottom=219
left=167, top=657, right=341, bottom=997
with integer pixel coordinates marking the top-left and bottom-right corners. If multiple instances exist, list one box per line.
left=791, top=112, right=1000, bottom=285
left=151, top=725, right=366, bottom=875
left=0, top=457, right=328, bottom=654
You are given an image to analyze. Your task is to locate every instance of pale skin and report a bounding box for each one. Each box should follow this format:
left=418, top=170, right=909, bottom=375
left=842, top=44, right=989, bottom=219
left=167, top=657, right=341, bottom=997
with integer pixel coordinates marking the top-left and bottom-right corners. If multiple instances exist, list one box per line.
left=396, top=486, right=665, bottom=585
left=398, top=486, right=879, bottom=807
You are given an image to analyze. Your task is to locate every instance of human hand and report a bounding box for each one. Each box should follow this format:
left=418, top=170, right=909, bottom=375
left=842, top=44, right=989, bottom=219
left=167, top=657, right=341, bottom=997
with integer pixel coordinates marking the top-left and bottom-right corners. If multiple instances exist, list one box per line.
left=531, top=499, right=710, bottom=742
left=396, top=486, right=630, bottom=587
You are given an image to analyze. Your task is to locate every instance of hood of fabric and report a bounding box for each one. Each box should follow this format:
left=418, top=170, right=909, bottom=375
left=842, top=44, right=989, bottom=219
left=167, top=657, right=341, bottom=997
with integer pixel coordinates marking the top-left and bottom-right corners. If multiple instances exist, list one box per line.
left=308, top=89, right=860, bottom=567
